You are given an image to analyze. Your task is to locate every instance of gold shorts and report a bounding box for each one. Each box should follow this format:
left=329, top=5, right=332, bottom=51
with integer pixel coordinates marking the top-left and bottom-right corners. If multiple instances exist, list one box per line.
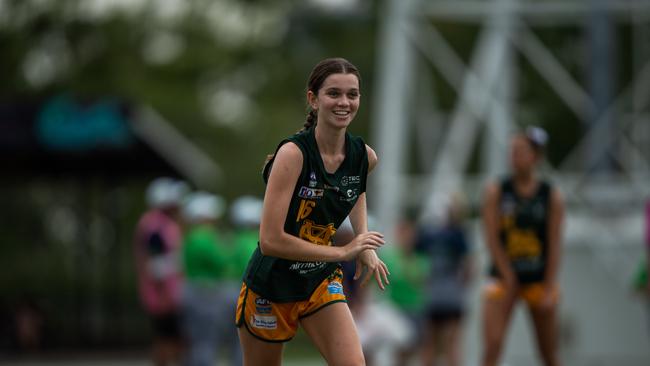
left=235, top=268, right=346, bottom=342
left=483, top=279, right=559, bottom=308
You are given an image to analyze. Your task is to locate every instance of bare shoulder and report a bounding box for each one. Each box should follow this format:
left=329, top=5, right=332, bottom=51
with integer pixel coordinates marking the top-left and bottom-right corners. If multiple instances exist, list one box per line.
left=275, top=141, right=302, bottom=161
left=365, top=144, right=378, bottom=172
left=268, top=142, right=303, bottom=180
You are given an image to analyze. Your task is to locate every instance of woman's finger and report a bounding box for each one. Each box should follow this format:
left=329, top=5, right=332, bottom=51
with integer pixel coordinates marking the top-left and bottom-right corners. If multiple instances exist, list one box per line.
left=365, top=241, right=383, bottom=249
left=353, top=261, right=363, bottom=280
left=380, top=260, right=390, bottom=274
left=374, top=269, right=385, bottom=291
left=360, top=266, right=374, bottom=287
left=379, top=264, right=390, bottom=285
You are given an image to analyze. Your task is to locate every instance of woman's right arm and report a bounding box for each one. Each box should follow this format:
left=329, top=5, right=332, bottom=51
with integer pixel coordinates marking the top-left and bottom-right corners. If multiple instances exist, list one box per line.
left=258, top=142, right=384, bottom=262
left=482, top=182, right=516, bottom=287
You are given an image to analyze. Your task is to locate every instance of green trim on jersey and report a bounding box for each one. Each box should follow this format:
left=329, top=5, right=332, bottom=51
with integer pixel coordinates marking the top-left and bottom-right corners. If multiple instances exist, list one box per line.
left=243, top=126, right=369, bottom=302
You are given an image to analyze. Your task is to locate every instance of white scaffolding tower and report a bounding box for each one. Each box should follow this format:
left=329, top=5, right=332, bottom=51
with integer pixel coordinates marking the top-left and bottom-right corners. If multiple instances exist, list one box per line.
left=370, top=1, right=650, bottom=362
left=371, top=0, right=650, bottom=249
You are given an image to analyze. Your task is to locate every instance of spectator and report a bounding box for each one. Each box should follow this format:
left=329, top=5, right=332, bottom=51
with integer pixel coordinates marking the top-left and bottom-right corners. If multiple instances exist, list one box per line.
left=181, top=191, right=241, bottom=366
left=134, top=177, right=188, bottom=366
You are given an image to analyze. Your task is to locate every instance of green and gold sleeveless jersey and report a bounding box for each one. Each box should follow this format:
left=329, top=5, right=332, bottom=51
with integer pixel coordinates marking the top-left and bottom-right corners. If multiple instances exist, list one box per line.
left=243, top=126, right=369, bottom=302
left=490, top=177, right=551, bottom=284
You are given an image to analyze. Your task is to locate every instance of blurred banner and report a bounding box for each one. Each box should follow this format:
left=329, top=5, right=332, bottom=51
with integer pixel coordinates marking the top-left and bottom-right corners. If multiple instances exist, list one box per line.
left=0, top=95, right=179, bottom=179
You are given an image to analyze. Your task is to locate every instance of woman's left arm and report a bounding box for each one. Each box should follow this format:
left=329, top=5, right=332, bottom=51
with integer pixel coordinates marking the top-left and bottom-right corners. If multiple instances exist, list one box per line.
left=349, top=193, right=390, bottom=290
left=348, top=145, right=390, bottom=289
left=545, top=187, right=565, bottom=288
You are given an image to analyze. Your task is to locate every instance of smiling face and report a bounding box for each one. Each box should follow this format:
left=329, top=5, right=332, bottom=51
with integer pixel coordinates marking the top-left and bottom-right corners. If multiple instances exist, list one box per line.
left=307, top=73, right=360, bottom=130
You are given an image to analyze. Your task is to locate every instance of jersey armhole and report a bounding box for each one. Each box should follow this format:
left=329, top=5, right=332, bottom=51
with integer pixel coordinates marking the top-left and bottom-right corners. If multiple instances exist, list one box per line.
left=354, top=136, right=369, bottom=193
left=262, top=139, right=307, bottom=184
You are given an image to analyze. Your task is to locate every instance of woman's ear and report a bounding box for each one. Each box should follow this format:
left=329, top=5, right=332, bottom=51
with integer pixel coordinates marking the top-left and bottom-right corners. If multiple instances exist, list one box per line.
left=307, top=90, right=318, bottom=110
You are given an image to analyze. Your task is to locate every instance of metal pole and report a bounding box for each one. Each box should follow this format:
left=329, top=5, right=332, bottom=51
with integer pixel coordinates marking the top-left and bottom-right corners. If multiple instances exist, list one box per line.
left=370, top=0, right=418, bottom=239
left=586, top=0, right=616, bottom=175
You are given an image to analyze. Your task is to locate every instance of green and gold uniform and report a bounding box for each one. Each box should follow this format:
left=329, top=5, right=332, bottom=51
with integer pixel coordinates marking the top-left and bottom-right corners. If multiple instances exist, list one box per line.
left=236, top=126, right=368, bottom=341
left=490, top=177, right=551, bottom=283
left=485, top=177, right=558, bottom=307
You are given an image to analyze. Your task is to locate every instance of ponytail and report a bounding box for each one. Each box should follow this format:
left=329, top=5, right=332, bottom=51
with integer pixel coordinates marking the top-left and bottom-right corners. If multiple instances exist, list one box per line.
left=300, top=109, right=317, bottom=133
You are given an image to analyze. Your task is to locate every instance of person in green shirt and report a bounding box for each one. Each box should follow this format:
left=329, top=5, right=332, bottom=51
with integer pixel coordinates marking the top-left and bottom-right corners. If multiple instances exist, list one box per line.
left=383, top=220, right=430, bottom=314
left=229, top=195, right=264, bottom=280
left=380, top=217, right=431, bottom=365
left=181, top=192, right=241, bottom=366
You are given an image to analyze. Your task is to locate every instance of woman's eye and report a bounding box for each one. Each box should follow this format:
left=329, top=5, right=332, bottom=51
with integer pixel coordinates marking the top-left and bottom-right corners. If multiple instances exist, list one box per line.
left=348, top=93, right=359, bottom=99
left=327, top=91, right=340, bottom=97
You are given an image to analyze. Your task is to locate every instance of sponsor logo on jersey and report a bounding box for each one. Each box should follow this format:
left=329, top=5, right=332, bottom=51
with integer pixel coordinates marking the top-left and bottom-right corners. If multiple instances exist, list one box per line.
left=299, top=220, right=336, bottom=246
left=327, top=281, right=344, bottom=295
left=341, top=175, right=360, bottom=186
left=324, top=184, right=339, bottom=192
left=309, top=171, right=318, bottom=188
left=339, top=188, right=359, bottom=202
left=251, top=314, right=277, bottom=329
left=298, top=186, right=324, bottom=199
left=288, top=261, right=327, bottom=275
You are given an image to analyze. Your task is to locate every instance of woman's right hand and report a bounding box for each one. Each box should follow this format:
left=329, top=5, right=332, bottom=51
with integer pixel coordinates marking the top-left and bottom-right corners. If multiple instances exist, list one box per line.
left=338, top=231, right=385, bottom=261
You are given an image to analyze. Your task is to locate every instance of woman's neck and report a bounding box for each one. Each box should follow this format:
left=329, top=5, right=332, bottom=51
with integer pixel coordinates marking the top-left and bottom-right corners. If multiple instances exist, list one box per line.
left=314, top=124, right=346, bottom=155
left=513, top=170, right=538, bottom=195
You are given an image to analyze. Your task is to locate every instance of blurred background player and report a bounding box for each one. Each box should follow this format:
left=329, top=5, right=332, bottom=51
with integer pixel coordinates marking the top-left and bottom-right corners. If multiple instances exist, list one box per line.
left=380, top=215, right=430, bottom=366
left=417, top=195, right=472, bottom=366
left=181, top=191, right=242, bottom=366
left=229, top=196, right=264, bottom=280
left=134, top=177, right=189, bottom=366
left=481, top=127, right=565, bottom=366
left=338, top=216, right=415, bottom=366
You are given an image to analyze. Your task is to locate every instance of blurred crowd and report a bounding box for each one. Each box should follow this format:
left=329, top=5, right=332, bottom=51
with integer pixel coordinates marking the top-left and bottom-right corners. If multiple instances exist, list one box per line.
left=340, top=196, right=473, bottom=366
left=134, top=177, right=262, bottom=366
left=133, top=176, right=473, bottom=366
left=132, top=176, right=650, bottom=366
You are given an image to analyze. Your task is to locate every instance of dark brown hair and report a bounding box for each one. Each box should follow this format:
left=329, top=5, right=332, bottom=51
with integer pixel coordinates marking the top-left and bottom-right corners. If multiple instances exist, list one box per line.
left=301, top=57, right=361, bottom=132
left=263, top=58, right=361, bottom=174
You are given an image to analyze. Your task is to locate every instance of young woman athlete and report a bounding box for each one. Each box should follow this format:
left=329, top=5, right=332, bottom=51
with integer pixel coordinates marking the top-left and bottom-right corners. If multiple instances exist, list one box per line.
left=235, top=58, right=390, bottom=366
left=481, top=127, right=565, bottom=366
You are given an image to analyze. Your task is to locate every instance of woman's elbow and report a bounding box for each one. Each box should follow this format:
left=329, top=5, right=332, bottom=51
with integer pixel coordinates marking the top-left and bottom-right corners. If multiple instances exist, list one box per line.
left=258, top=234, right=278, bottom=256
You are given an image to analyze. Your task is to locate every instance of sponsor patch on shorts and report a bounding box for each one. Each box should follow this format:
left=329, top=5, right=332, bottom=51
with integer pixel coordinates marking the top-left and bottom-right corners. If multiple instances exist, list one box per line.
left=255, top=297, right=272, bottom=312
left=327, top=281, right=343, bottom=295
left=255, top=305, right=272, bottom=314
left=251, top=314, right=277, bottom=329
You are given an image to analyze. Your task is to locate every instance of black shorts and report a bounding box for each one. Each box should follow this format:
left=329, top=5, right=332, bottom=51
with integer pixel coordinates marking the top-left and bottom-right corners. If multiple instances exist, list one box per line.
left=151, top=312, right=182, bottom=339
left=427, top=305, right=464, bottom=325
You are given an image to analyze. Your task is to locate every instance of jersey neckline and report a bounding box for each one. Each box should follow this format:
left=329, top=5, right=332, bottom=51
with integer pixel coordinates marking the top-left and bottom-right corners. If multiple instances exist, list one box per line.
left=308, top=126, right=351, bottom=176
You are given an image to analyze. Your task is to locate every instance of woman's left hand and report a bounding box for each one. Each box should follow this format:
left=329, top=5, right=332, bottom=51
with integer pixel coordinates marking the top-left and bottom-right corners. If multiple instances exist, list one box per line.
left=354, top=249, right=390, bottom=290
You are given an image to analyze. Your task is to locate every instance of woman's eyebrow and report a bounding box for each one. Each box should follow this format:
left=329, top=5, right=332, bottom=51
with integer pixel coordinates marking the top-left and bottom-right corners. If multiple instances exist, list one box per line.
left=324, top=87, right=359, bottom=92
